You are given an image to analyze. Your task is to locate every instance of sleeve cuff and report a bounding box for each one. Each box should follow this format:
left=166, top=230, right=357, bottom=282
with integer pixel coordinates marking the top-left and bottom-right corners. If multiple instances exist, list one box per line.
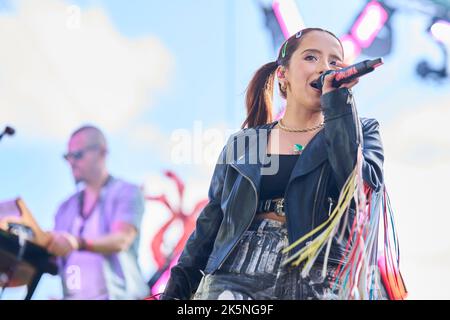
left=320, top=87, right=354, bottom=119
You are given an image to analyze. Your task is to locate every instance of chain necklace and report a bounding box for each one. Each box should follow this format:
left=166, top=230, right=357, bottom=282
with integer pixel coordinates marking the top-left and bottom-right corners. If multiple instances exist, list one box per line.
left=278, top=118, right=325, bottom=133
left=277, top=119, right=325, bottom=154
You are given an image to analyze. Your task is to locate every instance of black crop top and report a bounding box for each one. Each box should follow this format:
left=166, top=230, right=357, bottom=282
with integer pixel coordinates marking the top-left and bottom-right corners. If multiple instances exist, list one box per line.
left=259, top=154, right=300, bottom=200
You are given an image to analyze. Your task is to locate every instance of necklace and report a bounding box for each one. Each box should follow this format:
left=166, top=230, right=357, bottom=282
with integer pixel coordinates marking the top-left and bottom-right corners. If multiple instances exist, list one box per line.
left=278, top=118, right=325, bottom=133
left=277, top=119, right=325, bottom=154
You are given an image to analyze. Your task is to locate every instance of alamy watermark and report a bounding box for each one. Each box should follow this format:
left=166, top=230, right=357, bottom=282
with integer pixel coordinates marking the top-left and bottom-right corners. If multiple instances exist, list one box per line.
left=65, top=265, right=81, bottom=291
left=170, top=121, right=281, bottom=175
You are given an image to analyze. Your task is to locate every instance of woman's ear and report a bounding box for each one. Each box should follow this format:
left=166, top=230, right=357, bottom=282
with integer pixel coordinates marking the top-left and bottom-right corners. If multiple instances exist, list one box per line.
left=277, top=66, right=288, bottom=94
left=276, top=66, right=286, bottom=80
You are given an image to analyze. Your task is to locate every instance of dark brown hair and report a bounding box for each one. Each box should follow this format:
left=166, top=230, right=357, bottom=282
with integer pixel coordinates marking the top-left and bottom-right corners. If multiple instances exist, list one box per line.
left=241, top=28, right=343, bottom=129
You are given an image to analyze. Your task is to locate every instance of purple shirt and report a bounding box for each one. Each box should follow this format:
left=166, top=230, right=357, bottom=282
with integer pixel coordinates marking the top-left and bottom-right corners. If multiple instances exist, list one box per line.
left=54, top=176, right=149, bottom=300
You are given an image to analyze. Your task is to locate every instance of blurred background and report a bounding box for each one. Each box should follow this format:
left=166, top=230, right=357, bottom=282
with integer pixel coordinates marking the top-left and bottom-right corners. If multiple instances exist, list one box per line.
left=0, top=0, right=449, bottom=299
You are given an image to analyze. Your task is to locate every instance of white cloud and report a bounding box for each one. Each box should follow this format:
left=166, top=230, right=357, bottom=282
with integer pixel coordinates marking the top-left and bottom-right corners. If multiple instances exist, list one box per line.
left=127, top=124, right=173, bottom=162
left=0, top=0, right=173, bottom=140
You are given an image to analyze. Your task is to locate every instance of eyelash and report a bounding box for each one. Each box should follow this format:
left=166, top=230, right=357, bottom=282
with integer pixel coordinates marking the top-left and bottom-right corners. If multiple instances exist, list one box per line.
left=305, top=55, right=338, bottom=65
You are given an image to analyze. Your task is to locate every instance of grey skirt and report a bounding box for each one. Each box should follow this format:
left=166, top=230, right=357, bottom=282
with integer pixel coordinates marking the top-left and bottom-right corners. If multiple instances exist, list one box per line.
left=193, top=218, right=342, bottom=300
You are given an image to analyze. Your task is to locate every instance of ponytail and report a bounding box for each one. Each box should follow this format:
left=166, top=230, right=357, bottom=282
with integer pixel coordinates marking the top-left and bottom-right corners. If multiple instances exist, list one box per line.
left=241, top=61, right=278, bottom=129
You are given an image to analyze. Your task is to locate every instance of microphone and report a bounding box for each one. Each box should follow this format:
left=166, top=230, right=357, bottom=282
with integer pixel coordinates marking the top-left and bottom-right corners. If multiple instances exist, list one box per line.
left=312, top=58, right=384, bottom=90
left=0, top=126, right=16, bottom=142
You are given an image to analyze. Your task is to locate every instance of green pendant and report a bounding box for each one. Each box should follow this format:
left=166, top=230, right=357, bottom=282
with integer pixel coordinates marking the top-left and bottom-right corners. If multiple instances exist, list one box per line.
left=293, top=144, right=304, bottom=154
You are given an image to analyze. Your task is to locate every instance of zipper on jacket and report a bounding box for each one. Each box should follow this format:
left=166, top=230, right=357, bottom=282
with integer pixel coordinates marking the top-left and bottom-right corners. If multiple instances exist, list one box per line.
left=327, top=197, right=335, bottom=217
left=216, top=164, right=258, bottom=271
left=282, top=182, right=293, bottom=244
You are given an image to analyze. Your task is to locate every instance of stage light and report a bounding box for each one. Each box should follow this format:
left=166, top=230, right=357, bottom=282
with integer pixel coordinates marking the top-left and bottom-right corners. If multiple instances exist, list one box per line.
left=340, top=35, right=362, bottom=64
left=351, top=1, right=389, bottom=48
left=430, top=19, right=450, bottom=44
left=417, top=17, right=449, bottom=81
left=272, top=0, right=305, bottom=38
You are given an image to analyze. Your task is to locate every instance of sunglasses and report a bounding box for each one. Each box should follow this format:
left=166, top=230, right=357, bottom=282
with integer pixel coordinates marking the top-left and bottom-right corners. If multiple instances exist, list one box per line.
left=63, top=145, right=101, bottom=161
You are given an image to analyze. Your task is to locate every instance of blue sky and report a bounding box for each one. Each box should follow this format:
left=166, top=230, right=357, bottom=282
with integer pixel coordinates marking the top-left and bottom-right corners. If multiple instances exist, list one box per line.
left=1, top=0, right=449, bottom=299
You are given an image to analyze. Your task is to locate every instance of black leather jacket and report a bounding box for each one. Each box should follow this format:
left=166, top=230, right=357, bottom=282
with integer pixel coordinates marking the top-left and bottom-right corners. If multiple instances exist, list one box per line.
left=163, top=88, right=384, bottom=300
